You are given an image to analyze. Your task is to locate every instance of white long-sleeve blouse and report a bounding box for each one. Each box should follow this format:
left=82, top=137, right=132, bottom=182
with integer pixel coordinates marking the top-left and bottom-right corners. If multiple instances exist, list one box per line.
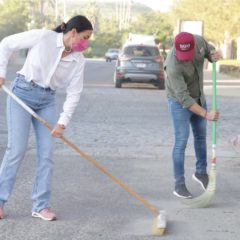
left=0, top=29, right=85, bottom=126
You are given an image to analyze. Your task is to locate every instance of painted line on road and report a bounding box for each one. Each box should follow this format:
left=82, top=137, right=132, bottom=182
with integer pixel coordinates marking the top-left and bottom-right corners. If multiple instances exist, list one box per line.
left=84, top=83, right=113, bottom=88
left=86, top=58, right=105, bottom=61
left=84, top=84, right=240, bottom=89
left=204, top=80, right=240, bottom=83
left=204, top=85, right=240, bottom=89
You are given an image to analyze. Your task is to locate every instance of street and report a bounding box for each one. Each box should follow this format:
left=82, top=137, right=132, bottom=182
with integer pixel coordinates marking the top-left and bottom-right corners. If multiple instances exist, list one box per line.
left=0, top=59, right=240, bottom=240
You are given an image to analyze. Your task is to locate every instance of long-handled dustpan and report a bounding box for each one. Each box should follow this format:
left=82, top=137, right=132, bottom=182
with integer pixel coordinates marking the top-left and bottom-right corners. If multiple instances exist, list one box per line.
left=1, top=84, right=167, bottom=235
left=182, top=62, right=217, bottom=208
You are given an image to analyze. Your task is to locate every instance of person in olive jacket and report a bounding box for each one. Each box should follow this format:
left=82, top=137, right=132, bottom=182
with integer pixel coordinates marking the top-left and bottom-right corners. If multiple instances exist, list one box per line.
left=164, top=32, right=221, bottom=199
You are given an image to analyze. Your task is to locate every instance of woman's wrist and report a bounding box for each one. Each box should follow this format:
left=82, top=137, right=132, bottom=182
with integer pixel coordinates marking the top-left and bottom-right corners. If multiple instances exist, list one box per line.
left=58, top=124, right=66, bottom=129
left=0, top=78, right=5, bottom=87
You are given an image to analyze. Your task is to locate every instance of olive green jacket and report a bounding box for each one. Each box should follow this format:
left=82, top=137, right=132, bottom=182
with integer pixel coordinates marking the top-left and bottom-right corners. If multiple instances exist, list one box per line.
left=164, top=35, right=215, bottom=108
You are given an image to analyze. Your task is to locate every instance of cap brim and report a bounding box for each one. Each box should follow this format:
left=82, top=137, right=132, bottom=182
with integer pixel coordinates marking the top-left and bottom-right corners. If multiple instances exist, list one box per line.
left=176, top=48, right=195, bottom=61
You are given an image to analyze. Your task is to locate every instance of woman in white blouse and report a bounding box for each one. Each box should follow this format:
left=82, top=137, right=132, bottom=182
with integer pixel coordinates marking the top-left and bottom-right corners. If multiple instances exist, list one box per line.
left=0, top=15, right=93, bottom=220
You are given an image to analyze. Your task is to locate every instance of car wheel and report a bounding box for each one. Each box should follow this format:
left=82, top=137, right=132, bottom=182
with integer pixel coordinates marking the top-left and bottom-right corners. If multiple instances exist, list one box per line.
left=115, top=79, right=122, bottom=88
left=114, top=72, right=122, bottom=88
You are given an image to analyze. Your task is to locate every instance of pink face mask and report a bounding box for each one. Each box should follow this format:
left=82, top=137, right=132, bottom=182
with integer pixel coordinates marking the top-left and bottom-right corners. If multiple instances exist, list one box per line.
left=72, top=39, right=89, bottom=52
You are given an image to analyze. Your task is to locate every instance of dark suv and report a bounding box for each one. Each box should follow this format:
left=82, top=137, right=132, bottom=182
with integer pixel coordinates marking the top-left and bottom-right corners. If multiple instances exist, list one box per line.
left=113, top=44, right=165, bottom=89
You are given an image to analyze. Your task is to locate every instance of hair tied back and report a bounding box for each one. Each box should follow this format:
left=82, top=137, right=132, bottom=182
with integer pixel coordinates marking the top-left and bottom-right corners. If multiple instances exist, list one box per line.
left=60, top=22, right=66, bottom=31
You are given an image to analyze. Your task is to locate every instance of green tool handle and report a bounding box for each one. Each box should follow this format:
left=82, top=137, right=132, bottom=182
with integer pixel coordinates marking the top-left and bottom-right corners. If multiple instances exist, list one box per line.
left=212, top=62, right=217, bottom=145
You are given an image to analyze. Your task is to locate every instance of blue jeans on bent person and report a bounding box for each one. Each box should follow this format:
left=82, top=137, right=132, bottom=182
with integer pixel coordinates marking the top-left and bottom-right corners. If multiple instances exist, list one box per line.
left=0, top=74, right=56, bottom=212
left=168, top=98, right=207, bottom=186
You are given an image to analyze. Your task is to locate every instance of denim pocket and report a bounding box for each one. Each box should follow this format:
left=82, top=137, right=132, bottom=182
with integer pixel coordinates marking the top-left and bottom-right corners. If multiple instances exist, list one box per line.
left=15, top=78, right=32, bottom=91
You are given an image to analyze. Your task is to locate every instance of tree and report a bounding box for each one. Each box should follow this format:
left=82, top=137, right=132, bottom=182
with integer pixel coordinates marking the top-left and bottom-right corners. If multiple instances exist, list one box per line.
left=116, top=0, right=132, bottom=31
left=170, top=0, right=240, bottom=45
left=85, top=1, right=100, bottom=33
left=27, top=0, right=56, bottom=29
left=89, top=18, right=125, bottom=57
left=129, top=11, right=173, bottom=47
left=0, top=0, right=29, bottom=40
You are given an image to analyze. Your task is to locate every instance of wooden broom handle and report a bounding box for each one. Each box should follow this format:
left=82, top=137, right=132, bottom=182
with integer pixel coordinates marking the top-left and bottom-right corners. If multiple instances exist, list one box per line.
left=1, top=85, right=160, bottom=216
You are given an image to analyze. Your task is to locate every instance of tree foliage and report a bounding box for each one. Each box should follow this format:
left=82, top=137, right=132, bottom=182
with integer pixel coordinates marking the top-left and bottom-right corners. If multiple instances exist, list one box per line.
left=27, top=0, right=57, bottom=29
left=1, top=0, right=239, bottom=56
left=129, top=12, right=173, bottom=47
left=89, top=18, right=126, bottom=57
left=0, top=0, right=29, bottom=40
left=170, top=0, right=240, bottom=44
left=85, top=1, right=100, bottom=33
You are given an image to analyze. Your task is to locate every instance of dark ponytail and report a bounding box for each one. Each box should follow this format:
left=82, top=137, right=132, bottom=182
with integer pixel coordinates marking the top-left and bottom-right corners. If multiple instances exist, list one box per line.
left=53, top=15, right=93, bottom=34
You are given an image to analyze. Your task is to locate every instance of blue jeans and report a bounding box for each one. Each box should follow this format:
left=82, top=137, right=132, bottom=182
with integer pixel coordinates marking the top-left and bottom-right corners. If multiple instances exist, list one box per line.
left=0, top=74, right=56, bottom=212
left=168, top=98, right=207, bottom=186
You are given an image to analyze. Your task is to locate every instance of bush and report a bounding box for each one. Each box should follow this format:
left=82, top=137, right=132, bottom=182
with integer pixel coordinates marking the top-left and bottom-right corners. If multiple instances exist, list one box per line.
left=218, top=60, right=240, bottom=66
left=219, top=60, right=240, bottom=78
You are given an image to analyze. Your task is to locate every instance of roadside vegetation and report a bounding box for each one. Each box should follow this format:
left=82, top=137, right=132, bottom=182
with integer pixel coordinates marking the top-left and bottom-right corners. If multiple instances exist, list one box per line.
left=1, top=0, right=240, bottom=77
left=218, top=60, right=240, bottom=66
left=218, top=60, right=240, bottom=78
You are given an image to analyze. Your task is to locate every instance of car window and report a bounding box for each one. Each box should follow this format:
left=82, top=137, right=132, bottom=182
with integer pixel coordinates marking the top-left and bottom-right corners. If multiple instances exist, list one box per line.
left=108, top=49, right=119, bottom=53
left=124, top=46, right=159, bottom=57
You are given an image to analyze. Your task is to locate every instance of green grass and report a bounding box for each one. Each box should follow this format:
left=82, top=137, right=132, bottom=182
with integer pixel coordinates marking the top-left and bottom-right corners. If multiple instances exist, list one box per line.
left=228, top=72, right=240, bottom=78
left=218, top=59, right=240, bottom=78
left=218, top=60, right=240, bottom=66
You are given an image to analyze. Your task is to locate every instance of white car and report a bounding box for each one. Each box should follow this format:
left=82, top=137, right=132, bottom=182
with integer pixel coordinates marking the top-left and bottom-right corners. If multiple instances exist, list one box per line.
left=105, top=48, right=120, bottom=62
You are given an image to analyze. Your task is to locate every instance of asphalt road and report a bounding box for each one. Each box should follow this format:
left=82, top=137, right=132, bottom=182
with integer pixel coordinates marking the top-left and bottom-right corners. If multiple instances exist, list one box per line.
left=0, top=59, right=240, bottom=240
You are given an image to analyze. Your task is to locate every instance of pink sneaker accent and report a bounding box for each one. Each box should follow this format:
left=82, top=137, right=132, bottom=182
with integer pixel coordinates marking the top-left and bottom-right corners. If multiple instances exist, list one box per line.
left=0, top=206, right=4, bottom=219
left=32, top=208, right=56, bottom=221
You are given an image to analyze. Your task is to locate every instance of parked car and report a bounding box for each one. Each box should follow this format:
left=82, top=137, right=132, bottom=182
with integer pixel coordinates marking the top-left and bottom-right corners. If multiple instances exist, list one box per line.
left=113, top=44, right=165, bottom=89
left=105, top=48, right=120, bottom=62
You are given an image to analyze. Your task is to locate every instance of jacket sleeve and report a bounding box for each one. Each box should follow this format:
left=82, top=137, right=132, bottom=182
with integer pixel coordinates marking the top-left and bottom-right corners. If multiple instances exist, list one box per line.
left=166, top=65, right=195, bottom=108
left=200, top=36, right=216, bottom=62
